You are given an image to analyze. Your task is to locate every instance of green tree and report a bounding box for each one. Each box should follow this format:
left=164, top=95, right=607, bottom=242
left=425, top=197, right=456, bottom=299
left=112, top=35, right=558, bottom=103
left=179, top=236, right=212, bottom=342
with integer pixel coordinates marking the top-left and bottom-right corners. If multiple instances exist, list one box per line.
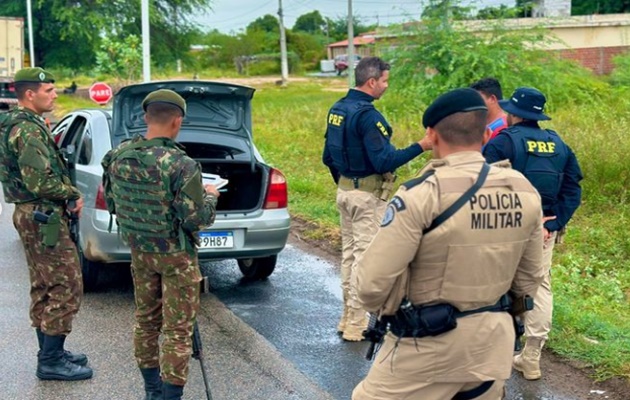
left=293, top=10, right=326, bottom=34
left=0, top=0, right=211, bottom=71
left=385, top=0, right=608, bottom=110
left=572, top=0, right=630, bottom=15
left=324, top=16, right=377, bottom=42
left=246, top=14, right=279, bottom=34
left=95, top=35, right=142, bottom=83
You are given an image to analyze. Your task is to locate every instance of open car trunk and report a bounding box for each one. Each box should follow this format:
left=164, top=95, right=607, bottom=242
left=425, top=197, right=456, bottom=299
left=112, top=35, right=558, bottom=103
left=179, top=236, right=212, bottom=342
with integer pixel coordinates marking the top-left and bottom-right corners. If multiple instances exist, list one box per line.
left=198, top=160, right=265, bottom=212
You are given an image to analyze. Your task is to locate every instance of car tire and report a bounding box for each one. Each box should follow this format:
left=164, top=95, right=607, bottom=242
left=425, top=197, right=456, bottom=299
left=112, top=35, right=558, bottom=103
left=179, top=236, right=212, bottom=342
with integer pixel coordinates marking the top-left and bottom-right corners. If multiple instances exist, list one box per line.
left=79, top=249, right=100, bottom=292
left=237, top=255, right=277, bottom=280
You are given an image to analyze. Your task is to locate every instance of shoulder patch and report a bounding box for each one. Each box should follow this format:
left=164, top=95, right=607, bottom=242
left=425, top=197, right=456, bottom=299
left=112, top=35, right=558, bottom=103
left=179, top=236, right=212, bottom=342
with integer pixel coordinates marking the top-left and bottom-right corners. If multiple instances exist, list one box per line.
left=381, top=203, right=396, bottom=227
left=390, top=195, right=406, bottom=211
left=403, top=170, right=435, bottom=190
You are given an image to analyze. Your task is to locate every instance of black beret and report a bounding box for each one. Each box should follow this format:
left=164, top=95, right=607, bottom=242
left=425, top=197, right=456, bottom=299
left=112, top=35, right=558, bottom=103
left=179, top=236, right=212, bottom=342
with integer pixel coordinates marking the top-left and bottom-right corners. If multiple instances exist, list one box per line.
left=14, top=67, right=55, bottom=83
left=422, top=88, right=487, bottom=128
left=142, top=89, right=187, bottom=116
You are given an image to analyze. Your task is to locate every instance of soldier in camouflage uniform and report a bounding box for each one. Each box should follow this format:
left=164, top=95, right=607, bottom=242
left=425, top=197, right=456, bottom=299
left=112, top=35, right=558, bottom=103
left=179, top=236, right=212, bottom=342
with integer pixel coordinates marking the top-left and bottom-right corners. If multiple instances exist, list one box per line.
left=102, top=89, right=219, bottom=400
left=0, top=68, right=92, bottom=381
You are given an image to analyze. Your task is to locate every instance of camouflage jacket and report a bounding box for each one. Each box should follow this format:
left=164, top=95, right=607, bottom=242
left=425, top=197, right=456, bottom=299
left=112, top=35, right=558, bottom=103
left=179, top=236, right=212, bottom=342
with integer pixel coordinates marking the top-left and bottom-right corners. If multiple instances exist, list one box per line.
left=0, top=107, right=80, bottom=204
left=101, top=135, right=217, bottom=253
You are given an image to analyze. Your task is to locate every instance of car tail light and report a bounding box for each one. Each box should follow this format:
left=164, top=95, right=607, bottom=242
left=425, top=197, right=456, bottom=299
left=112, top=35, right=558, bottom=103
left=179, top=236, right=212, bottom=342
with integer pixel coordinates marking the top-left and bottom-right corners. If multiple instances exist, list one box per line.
left=95, top=183, right=108, bottom=210
left=263, top=168, right=288, bottom=209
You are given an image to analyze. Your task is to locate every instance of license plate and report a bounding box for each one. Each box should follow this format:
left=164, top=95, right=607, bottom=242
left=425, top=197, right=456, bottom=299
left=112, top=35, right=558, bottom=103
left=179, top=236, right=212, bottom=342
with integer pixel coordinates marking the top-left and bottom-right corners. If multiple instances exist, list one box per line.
left=198, top=231, right=234, bottom=249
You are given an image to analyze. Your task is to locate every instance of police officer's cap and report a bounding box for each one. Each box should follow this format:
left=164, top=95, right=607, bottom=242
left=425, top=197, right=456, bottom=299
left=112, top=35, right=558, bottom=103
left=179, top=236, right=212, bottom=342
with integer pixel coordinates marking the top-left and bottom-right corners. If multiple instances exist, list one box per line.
left=14, top=67, right=55, bottom=83
left=422, top=88, right=487, bottom=128
left=499, top=87, right=551, bottom=121
left=142, top=89, right=187, bottom=116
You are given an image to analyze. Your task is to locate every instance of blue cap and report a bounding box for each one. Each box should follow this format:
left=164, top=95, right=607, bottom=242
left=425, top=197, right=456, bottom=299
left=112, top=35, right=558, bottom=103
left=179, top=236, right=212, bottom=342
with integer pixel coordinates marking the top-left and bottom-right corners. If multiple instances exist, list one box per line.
left=499, top=87, right=551, bottom=121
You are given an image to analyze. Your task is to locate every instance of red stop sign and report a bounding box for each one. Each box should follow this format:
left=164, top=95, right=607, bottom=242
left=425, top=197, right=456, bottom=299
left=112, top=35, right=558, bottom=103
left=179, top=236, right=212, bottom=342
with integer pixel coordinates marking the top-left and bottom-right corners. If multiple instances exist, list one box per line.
left=89, top=82, right=113, bottom=105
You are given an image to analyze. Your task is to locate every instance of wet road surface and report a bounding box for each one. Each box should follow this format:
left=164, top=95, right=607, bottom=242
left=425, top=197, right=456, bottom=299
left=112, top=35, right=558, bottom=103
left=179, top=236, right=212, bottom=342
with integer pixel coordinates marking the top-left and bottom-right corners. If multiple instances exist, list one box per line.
left=0, top=198, right=330, bottom=400
left=207, top=240, right=621, bottom=400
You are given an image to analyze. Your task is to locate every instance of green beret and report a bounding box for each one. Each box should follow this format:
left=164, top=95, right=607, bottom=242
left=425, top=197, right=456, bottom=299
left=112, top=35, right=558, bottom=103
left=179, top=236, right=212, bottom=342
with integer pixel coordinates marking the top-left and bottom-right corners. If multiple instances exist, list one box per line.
left=14, top=67, right=55, bottom=83
left=142, top=89, right=186, bottom=116
left=423, top=88, right=487, bottom=128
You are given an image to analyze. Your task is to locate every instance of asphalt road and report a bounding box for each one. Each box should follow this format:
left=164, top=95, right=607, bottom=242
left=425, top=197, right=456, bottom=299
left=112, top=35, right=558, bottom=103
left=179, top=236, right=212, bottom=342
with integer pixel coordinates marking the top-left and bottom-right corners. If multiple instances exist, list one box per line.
left=0, top=197, right=330, bottom=400
left=208, top=238, right=623, bottom=400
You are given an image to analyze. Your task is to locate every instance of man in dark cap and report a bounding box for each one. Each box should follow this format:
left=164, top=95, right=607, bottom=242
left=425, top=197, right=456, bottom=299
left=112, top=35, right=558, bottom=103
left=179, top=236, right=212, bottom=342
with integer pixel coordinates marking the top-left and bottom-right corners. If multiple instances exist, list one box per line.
left=352, top=88, right=544, bottom=399
left=322, top=56, right=432, bottom=341
left=0, top=67, right=93, bottom=381
left=102, top=89, right=220, bottom=400
left=483, top=87, right=583, bottom=381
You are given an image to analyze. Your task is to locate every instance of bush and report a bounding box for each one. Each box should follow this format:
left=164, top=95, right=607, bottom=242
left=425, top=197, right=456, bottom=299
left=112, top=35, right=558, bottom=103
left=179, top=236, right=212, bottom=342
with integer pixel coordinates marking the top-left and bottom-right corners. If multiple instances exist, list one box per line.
left=382, top=14, right=611, bottom=114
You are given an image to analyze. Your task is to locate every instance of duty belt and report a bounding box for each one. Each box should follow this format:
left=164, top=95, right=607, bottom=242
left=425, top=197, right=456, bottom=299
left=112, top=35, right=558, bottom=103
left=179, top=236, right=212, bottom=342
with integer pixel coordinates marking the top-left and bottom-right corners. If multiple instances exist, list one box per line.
left=338, top=174, right=383, bottom=193
left=389, top=294, right=512, bottom=339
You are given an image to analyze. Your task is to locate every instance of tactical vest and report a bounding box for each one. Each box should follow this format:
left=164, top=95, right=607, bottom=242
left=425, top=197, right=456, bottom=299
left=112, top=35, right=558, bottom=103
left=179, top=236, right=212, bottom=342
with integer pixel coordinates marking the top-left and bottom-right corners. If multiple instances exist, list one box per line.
left=324, top=97, right=381, bottom=177
left=402, top=162, right=541, bottom=313
left=505, top=125, right=568, bottom=211
left=105, top=137, right=186, bottom=253
left=0, top=109, right=67, bottom=203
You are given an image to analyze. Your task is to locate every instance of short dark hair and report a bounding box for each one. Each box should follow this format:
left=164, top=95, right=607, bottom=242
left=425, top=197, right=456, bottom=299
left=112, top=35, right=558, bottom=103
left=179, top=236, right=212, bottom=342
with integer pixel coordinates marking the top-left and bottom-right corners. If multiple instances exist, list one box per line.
left=470, top=78, right=503, bottom=100
left=14, top=82, right=42, bottom=100
left=145, top=103, right=183, bottom=125
left=433, top=110, right=488, bottom=146
left=355, top=57, right=390, bottom=87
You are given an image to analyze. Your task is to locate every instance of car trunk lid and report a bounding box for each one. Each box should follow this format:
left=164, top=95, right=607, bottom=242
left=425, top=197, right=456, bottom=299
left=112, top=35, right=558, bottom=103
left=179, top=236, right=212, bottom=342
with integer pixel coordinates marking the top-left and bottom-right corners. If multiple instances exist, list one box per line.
left=111, top=80, right=255, bottom=144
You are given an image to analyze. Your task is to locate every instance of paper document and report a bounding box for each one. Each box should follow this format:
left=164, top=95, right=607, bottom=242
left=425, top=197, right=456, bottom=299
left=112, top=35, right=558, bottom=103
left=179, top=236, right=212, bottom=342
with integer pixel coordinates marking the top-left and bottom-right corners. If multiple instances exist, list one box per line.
left=202, top=173, right=229, bottom=189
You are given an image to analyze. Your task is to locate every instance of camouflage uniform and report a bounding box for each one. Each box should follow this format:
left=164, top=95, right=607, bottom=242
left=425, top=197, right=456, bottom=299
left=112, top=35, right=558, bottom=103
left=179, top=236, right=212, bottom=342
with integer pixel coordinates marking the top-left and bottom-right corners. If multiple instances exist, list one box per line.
left=102, top=134, right=217, bottom=387
left=0, top=106, right=83, bottom=336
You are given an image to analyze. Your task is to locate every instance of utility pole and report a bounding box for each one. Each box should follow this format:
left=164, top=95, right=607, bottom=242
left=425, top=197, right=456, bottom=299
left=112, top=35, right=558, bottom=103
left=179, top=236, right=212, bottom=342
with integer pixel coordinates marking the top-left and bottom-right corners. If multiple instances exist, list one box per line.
left=347, top=0, right=355, bottom=87
left=141, top=0, right=151, bottom=82
left=278, top=0, right=289, bottom=86
left=26, top=0, right=35, bottom=66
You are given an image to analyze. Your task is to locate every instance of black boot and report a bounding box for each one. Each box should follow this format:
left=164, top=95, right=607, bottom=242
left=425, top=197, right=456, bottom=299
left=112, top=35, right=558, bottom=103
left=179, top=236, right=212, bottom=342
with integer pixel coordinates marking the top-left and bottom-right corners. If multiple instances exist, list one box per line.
left=140, top=367, right=163, bottom=400
left=163, top=382, right=184, bottom=400
left=36, top=334, right=93, bottom=381
left=36, top=329, right=88, bottom=366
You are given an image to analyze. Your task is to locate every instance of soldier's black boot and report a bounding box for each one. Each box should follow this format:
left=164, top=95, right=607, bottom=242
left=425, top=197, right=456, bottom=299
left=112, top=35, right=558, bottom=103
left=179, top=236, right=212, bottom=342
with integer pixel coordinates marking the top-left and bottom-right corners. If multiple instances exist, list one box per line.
left=163, top=382, right=184, bottom=400
left=36, top=334, right=93, bottom=381
left=36, top=329, right=88, bottom=366
left=140, top=367, right=163, bottom=400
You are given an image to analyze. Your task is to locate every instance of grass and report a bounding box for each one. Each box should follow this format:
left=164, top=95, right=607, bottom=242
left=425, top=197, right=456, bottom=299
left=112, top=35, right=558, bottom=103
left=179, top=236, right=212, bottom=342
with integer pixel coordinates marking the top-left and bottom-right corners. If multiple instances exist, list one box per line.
left=53, top=76, right=630, bottom=383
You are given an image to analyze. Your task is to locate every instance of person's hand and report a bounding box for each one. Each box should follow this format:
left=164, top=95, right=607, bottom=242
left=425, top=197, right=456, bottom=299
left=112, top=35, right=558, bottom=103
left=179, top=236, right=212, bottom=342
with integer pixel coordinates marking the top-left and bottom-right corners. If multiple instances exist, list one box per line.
left=418, top=130, right=433, bottom=151
left=542, top=216, right=556, bottom=242
left=68, top=197, right=84, bottom=217
left=204, top=184, right=220, bottom=198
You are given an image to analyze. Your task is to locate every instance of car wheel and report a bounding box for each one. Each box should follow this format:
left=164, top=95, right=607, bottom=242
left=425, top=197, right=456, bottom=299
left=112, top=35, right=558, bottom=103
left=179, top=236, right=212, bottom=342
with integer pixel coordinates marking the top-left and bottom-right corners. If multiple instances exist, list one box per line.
left=78, top=248, right=100, bottom=292
left=237, top=255, right=277, bottom=280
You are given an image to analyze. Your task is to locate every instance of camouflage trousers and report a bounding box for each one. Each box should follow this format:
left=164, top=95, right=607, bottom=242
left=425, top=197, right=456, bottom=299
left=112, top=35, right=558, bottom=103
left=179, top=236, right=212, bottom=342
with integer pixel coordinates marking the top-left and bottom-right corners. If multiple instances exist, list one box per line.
left=131, top=249, right=202, bottom=387
left=12, top=203, right=82, bottom=336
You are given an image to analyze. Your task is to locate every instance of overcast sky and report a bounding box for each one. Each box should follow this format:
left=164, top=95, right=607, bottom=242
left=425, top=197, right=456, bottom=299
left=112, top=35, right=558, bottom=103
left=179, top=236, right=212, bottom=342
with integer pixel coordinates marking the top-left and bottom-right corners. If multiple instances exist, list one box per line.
left=195, top=0, right=517, bottom=33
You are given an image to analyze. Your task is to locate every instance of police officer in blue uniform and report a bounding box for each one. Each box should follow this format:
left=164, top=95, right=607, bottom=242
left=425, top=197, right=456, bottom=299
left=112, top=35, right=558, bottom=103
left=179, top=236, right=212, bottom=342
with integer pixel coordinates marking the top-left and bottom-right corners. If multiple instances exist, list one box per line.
left=483, top=87, right=583, bottom=380
left=322, top=56, right=432, bottom=341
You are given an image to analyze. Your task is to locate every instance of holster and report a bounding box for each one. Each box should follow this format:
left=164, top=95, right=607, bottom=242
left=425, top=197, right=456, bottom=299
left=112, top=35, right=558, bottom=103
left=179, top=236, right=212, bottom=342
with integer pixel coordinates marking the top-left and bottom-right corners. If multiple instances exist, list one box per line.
left=379, top=172, right=397, bottom=201
left=555, top=226, right=567, bottom=244
left=33, top=210, right=61, bottom=247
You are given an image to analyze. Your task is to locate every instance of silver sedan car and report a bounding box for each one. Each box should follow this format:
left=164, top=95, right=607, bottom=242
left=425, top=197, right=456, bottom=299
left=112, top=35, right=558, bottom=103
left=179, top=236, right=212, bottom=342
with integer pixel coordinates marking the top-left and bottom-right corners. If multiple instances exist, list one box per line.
left=53, top=81, right=290, bottom=290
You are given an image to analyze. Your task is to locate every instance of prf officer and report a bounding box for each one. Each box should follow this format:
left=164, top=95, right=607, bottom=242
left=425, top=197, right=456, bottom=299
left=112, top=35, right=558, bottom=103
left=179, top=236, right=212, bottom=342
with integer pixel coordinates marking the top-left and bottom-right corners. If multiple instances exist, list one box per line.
left=352, top=88, right=544, bottom=400
left=322, top=56, right=432, bottom=341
